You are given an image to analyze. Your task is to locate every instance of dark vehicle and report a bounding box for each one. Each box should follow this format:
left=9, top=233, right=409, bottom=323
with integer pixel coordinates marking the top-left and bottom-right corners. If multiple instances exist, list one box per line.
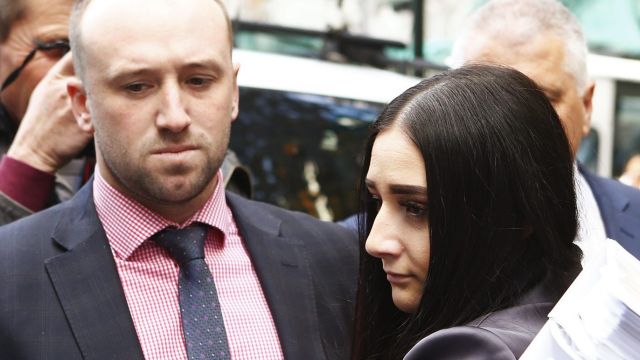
left=232, top=49, right=419, bottom=221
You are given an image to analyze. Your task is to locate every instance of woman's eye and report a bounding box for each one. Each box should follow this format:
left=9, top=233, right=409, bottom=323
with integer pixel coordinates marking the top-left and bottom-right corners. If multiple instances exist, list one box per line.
left=369, top=195, right=382, bottom=210
left=400, top=200, right=428, bottom=218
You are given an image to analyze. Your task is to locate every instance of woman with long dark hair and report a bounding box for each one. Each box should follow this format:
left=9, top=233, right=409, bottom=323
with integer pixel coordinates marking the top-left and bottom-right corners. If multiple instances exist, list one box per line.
left=351, top=64, right=582, bottom=359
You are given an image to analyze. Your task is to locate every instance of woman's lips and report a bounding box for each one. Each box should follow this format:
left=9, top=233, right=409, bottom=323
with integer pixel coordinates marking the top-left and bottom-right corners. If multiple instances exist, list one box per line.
left=385, top=271, right=411, bottom=284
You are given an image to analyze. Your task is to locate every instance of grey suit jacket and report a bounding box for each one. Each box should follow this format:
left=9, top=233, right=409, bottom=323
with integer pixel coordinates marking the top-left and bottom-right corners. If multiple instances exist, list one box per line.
left=404, top=280, right=559, bottom=360
left=0, top=181, right=358, bottom=360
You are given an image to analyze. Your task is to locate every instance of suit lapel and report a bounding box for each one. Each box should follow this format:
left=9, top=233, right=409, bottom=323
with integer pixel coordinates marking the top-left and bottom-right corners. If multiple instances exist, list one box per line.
left=580, top=166, right=640, bottom=257
left=45, top=183, right=144, bottom=359
left=593, top=184, right=640, bottom=255
left=226, top=192, right=326, bottom=359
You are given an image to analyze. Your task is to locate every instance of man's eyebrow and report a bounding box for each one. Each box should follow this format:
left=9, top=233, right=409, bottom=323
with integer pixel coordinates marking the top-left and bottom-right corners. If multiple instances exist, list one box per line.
left=105, top=59, right=225, bottom=82
left=106, top=68, right=155, bottom=83
left=183, top=60, right=224, bottom=72
left=35, top=33, right=69, bottom=43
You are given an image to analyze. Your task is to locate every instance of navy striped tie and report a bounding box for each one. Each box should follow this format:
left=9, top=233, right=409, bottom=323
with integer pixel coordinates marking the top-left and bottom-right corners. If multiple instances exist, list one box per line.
left=154, top=224, right=231, bottom=359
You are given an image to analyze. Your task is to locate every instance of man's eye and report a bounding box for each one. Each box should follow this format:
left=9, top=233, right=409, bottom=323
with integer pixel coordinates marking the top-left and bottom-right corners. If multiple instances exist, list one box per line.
left=42, top=47, right=68, bottom=59
left=187, top=77, right=211, bottom=86
left=36, top=39, right=70, bottom=59
left=125, top=83, right=148, bottom=93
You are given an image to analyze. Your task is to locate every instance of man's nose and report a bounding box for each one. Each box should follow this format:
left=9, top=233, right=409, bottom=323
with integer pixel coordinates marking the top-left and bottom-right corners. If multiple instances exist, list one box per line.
left=156, top=83, right=190, bottom=133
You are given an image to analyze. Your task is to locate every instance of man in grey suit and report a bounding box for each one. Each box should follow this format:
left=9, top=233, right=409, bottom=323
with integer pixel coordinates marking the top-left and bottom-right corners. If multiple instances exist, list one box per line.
left=450, top=0, right=640, bottom=261
left=0, top=0, right=357, bottom=359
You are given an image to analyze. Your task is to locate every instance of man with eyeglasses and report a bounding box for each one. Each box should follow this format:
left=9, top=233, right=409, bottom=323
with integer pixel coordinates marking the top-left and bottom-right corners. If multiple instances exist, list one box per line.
left=0, top=0, right=93, bottom=225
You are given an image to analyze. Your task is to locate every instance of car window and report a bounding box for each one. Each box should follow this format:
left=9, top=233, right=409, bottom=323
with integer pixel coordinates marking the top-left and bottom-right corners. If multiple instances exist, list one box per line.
left=230, top=87, right=383, bottom=221
left=613, top=81, right=640, bottom=177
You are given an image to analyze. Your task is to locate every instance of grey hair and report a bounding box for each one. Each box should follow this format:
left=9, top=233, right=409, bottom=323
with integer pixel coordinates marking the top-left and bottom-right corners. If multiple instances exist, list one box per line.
left=0, top=0, right=27, bottom=42
left=448, top=0, right=588, bottom=93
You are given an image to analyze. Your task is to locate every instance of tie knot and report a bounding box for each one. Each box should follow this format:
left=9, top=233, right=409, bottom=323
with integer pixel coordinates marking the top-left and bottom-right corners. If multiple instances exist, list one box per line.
left=153, top=223, right=209, bottom=266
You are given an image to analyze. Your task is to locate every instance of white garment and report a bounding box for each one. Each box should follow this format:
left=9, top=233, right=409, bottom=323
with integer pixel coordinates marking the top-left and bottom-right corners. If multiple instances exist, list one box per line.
left=574, top=167, right=607, bottom=268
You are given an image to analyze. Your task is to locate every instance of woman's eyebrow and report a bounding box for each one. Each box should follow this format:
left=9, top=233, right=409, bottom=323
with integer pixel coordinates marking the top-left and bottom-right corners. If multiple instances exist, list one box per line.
left=388, top=184, right=427, bottom=195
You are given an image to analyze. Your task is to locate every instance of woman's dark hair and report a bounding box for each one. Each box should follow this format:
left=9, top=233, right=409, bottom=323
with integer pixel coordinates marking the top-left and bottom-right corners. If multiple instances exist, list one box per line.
left=351, top=64, right=581, bottom=359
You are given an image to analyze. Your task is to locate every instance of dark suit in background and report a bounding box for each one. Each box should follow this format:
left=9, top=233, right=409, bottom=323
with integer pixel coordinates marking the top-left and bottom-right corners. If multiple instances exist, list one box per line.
left=0, top=182, right=357, bottom=360
left=581, top=166, right=640, bottom=257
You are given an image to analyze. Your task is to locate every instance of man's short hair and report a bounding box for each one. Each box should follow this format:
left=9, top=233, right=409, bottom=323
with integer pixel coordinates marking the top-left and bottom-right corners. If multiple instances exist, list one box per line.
left=69, top=0, right=234, bottom=81
left=449, top=0, right=588, bottom=93
left=0, top=0, right=27, bottom=42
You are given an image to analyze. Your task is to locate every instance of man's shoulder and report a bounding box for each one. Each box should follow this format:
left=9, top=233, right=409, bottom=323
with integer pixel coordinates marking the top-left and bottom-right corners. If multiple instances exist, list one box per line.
left=0, top=202, right=75, bottom=287
left=0, top=199, right=68, bottom=250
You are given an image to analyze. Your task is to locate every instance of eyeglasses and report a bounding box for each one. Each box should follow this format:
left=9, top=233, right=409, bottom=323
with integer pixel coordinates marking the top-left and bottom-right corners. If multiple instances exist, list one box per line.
left=1, top=39, right=70, bottom=92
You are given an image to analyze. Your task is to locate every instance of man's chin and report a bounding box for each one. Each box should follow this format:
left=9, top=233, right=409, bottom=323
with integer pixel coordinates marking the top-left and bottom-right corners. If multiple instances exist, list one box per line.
left=151, top=178, right=208, bottom=201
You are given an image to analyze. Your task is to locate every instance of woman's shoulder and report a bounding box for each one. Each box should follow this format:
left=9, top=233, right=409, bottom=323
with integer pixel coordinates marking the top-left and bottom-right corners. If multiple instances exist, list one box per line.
left=403, top=325, right=516, bottom=360
left=404, top=301, right=554, bottom=360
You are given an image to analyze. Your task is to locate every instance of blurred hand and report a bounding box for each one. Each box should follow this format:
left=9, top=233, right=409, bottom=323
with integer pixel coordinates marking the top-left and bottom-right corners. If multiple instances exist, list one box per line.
left=7, top=52, right=93, bottom=173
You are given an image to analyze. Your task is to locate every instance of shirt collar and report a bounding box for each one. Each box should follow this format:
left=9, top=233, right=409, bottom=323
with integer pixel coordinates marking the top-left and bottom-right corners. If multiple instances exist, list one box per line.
left=93, top=166, right=232, bottom=260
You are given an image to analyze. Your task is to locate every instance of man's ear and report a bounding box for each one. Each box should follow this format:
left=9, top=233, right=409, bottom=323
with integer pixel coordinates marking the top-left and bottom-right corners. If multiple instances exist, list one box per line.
left=581, top=80, right=596, bottom=136
left=67, top=78, right=94, bottom=134
left=230, top=62, right=240, bottom=121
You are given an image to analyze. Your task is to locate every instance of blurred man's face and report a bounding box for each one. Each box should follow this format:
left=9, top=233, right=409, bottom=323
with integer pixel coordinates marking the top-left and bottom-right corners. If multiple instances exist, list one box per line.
left=72, top=0, right=238, bottom=219
left=463, top=33, right=593, bottom=155
left=0, top=0, right=72, bottom=123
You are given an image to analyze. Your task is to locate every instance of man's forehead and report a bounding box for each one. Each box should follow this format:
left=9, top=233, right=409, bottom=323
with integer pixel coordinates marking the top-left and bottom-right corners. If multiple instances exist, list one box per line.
left=20, top=0, right=72, bottom=39
left=79, top=0, right=232, bottom=80
left=466, top=33, right=572, bottom=82
left=25, top=0, right=72, bottom=21
left=80, top=0, right=229, bottom=44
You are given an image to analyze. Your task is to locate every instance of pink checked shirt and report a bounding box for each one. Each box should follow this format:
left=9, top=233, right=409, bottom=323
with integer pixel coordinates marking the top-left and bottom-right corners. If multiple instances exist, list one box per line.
left=93, top=168, right=284, bottom=360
